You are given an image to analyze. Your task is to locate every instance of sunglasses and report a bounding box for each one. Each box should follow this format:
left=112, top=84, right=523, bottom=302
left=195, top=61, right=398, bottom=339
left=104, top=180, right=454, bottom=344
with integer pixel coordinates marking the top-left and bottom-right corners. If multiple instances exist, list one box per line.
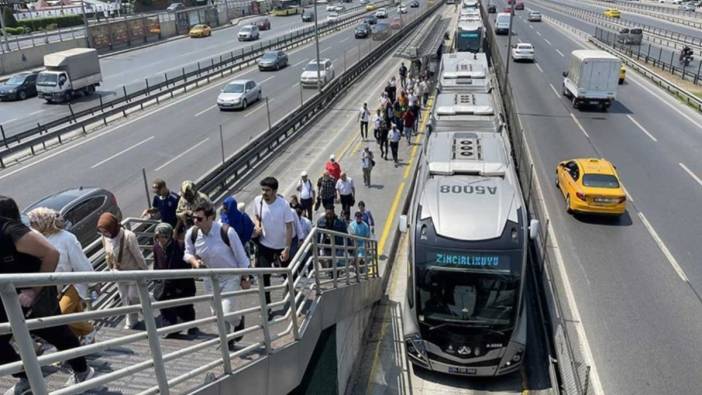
left=193, top=216, right=206, bottom=222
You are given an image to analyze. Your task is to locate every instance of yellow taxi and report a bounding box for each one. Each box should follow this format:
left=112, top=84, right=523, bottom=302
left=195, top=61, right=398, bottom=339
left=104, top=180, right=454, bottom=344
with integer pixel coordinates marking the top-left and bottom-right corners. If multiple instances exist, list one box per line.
left=618, top=66, right=626, bottom=84
left=366, top=3, right=378, bottom=11
left=603, top=8, right=621, bottom=18
left=555, top=158, right=627, bottom=216
left=189, top=24, right=212, bottom=38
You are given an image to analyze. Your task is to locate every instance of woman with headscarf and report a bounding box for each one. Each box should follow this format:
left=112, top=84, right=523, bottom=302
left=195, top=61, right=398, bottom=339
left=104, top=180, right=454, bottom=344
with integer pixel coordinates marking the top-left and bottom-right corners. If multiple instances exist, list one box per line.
left=152, top=222, right=198, bottom=337
left=219, top=196, right=254, bottom=246
left=27, top=207, right=98, bottom=345
left=97, top=213, right=147, bottom=329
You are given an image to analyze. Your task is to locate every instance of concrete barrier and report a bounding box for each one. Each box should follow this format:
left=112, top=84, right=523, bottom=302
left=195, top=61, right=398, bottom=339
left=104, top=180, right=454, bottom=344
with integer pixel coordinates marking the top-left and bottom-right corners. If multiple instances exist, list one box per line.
left=0, top=38, right=86, bottom=75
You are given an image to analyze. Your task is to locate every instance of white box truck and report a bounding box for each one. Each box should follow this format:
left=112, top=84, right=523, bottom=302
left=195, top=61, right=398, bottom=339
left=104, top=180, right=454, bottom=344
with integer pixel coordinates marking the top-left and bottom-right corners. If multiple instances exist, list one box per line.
left=36, top=48, right=102, bottom=103
left=561, top=50, right=620, bottom=111
left=495, top=12, right=510, bottom=35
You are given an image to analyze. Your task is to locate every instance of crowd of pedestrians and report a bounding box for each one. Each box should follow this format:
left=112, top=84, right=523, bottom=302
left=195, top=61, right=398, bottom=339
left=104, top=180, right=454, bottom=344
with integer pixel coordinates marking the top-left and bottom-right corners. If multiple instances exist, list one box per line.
left=0, top=60, right=428, bottom=393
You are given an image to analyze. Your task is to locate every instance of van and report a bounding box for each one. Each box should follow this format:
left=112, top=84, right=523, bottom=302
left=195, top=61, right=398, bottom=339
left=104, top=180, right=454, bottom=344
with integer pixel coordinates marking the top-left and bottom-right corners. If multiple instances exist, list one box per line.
left=616, top=28, right=642, bottom=45
left=495, top=13, right=510, bottom=35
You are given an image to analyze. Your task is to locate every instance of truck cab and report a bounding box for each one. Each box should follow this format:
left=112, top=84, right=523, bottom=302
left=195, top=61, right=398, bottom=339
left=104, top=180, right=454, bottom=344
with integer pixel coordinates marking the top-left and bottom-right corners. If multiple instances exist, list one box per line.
left=37, top=48, right=102, bottom=103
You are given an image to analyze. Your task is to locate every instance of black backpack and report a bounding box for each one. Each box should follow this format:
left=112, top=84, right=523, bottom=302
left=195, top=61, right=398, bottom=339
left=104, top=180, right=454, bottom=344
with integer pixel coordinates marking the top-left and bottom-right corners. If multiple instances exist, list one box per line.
left=190, top=224, right=231, bottom=247
left=0, top=218, right=41, bottom=274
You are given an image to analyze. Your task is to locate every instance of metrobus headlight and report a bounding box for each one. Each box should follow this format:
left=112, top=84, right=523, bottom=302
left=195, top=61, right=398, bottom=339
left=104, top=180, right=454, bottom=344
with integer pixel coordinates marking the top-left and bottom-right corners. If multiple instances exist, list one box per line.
left=405, top=334, right=428, bottom=362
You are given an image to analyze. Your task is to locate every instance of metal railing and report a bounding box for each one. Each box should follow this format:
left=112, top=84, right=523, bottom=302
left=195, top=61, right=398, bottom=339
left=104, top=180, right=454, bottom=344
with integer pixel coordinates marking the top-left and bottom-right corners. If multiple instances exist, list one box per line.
left=480, top=4, right=593, bottom=394
left=0, top=226, right=379, bottom=394
left=591, top=0, right=702, bottom=20
left=0, top=2, right=388, bottom=167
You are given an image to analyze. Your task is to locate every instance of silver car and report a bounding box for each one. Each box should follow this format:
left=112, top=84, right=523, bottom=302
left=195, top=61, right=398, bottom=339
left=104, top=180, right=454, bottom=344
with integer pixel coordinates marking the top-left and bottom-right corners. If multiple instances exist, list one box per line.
left=23, top=187, right=123, bottom=247
left=238, top=25, right=260, bottom=41
left=217, top=79, right=262, bottom=110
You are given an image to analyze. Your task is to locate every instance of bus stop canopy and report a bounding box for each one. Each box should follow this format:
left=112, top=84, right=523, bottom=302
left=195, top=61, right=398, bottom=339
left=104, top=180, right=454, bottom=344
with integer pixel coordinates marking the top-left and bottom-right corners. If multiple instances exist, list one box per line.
left=395, top=15, right=449, bottom=60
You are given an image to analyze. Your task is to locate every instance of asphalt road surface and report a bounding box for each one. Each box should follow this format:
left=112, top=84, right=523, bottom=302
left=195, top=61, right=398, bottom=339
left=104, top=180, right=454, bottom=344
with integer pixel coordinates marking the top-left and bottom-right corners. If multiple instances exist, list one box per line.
left=487, top=1, right=702, bottom=394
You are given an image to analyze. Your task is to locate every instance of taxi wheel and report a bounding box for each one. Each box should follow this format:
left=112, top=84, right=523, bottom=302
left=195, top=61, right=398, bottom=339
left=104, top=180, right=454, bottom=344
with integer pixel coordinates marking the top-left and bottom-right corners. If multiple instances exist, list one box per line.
left=566, top=195, right=573, bottom=214
left=555, top=174, right=559, bottom=188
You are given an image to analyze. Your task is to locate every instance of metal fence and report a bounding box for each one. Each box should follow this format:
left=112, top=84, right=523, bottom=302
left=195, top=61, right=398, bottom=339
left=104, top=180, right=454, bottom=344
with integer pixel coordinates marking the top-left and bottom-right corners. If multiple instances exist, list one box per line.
left=595, top=27, right=702, bottom=85
left=0, top=2, right=388, bottom=167
left=481, top=6, right=594, bottom=395
left=593, top=0, right=702, bottom=20
left=0, top=224, right=379, bottom=394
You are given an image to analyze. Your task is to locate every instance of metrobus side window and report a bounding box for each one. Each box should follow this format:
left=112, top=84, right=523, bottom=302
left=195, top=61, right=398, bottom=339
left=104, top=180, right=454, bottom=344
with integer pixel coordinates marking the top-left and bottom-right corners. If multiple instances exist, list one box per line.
left=407, top=260, right=414, bottom=308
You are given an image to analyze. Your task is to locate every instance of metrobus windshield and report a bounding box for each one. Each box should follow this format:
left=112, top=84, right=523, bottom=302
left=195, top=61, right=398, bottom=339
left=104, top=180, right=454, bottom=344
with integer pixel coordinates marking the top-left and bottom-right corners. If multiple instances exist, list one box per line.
left=456, top=29, right=481, bottom=52
left=416, top=253, right=520, bottom=329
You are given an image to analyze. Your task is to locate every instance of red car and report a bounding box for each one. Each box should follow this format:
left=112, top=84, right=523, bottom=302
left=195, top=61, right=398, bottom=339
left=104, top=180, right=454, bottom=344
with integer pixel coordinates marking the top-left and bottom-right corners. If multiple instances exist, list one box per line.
left=256, top=18, right=271, bottom=30
left=515, top=2, right=524, bottom=10
left=507, top=0, right=514, bottom=4
left=390, top=16, right=402, bottom=29
left=503, top=6, right=512, bottom=12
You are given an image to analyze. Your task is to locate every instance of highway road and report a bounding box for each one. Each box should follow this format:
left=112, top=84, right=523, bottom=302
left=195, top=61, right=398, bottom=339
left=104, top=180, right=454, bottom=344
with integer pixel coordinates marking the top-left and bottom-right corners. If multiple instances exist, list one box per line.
left=486, top=1, right=702, bottom=394
left=0, top=2, right=423, bottom=220
left=0, top=4, right=345, bottom=138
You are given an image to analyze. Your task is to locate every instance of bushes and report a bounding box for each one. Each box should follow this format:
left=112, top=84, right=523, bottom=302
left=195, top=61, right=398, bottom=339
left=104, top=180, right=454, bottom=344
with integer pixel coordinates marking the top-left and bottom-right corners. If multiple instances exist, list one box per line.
left=0, top=26, right=27, bottom=35
left=1, top=6, right=18, bottom=28
left=17, top=14, right=84, bottom=31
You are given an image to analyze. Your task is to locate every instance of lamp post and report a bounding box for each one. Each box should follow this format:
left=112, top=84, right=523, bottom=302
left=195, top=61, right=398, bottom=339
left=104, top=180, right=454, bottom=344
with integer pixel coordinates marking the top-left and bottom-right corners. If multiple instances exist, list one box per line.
left=80, top=0, right=93, bottom=48
left=312, top=0, right=322, bottom=92
left=504, top=3, right=515, bottom=81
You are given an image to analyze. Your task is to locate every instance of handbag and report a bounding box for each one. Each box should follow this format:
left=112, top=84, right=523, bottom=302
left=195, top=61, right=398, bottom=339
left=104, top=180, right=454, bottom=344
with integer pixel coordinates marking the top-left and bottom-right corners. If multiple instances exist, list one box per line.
left=314, top=196, right=321, bottom=211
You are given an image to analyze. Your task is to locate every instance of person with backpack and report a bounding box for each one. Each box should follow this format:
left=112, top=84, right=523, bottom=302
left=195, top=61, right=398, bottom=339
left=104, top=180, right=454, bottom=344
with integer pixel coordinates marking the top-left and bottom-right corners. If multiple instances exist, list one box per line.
left=219, top=196, right=255, bottom=248
left=252, top=177, right=295, bottom=318
left=98, top=212, right=147, bottom=330
left=152, top=222, right=198, bottom=338
left=184, top=201, right=250, bottom=350
left=1, top=195, right=95, bottom=393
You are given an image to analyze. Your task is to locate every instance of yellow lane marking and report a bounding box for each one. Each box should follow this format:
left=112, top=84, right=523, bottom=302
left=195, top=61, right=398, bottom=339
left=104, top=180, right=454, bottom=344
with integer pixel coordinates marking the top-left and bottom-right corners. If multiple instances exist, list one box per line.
left=378, top=181, right=406, bottom=256
left=403, top=96, right=434, bottom=179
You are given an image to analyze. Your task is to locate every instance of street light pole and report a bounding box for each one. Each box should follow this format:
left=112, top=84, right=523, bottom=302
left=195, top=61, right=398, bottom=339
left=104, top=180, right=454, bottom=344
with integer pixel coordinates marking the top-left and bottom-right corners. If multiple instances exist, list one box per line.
left=312, top=0, right=322, bottom=92
left=504, top=4, right=515, bottom=81
left=80, top=0, right=93, bottom=48
left=0, top=6, right=10, bottom=52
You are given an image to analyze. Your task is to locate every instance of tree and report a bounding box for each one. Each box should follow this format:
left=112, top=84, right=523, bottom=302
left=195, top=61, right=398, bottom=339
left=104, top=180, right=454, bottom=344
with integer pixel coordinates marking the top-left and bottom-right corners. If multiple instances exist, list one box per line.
left=1, top=6, right=18, bottom=28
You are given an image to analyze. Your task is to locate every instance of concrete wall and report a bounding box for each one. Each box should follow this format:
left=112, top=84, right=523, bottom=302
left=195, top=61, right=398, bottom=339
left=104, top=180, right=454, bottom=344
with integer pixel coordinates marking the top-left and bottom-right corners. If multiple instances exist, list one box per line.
left=159, top=20, right=177, bottom=39
left=0, top=38, right=86, bottom=75
left=336, top=306, right=373, bottom=395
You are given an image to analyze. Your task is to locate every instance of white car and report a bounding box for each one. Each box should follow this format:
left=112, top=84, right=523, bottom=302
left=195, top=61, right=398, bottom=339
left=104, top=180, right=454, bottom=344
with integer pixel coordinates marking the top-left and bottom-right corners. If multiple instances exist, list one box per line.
left=375, top=8, right=388, bottom=18
left=334, top=4, right=346, bottom=11
left=326, top=4, right=336, bottom=11
left=512, top=43, right=535, bottom=62
left=300, top=58, right=336, bottom=87
left=398, top=4, right=408, bottom=13
left=327, top=12, right=340, bottom=22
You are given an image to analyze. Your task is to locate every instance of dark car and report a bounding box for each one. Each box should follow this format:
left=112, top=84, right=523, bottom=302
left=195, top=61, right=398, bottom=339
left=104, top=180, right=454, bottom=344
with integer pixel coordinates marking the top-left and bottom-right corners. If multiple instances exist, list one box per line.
left=364, top=14, right=378, bottom=25
left=410, top=0, right=419, bottom=7
left=515, top=2, right=524, bottom=10
left=258, top=50, right=289, bottom=70
left=355, top=23, right=371, bottom=38
left=371, top=22, right=391, bottom=40
left=0, top=72, right=38, bottom=101
left=166, top=2, right=185, bottom=12
left=256, top=17, right=271, bottom=30
left=23, top=187, right=123, bottom=247
left=302, top=10, right=315, bottom=22
left=487, top=3, right=497, bottom=13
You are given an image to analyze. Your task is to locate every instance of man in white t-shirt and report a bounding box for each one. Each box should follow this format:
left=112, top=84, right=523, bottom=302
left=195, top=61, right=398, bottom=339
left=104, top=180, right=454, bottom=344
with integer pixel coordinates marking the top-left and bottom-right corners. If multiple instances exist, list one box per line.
left=296, top=171, right=315, bottom=219
left=335, top=173, right=355, bottom=221
left=359, top=102, right=371, bottom=140
left=253, top=177, right=295, bottom=317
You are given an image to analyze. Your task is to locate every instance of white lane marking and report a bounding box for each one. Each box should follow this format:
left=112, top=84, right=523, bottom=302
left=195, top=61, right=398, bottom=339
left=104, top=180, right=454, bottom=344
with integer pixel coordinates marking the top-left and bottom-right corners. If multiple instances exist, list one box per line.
left=28, top=110, right=47, bottom=116
left=555, top=48, right=564, bottom=57
left=155, top=138, right=210, bottom=171
left=3, top=118, right=18, bottom=124
left=628, top=76, right=702, bottom=131
left=548, top=83, right=560, bottom=99
left=536, top=30, right=542, bottom=36
left=518, top=38, right=523, bottom=43
left=339, top=37, right=350, bottom=43
left=622, top=184, right=634, bottom=202
left=320, top=46, right=332, bottom=53
left=535, top=63, right=544, bottom=73
left=292, top=59, right=308, bottom=67
left=529, top=24, right=534, bottom=29
left=195, top=104, right=217, bottom=117
left=626, top=114, right=658, bottom=142
left=638, top=212, right=689, bottom=282
left=679, top=162, right=702, bottom=187
left=91, top=136, right=154, bottom=169
left=244, top=98, right=274, bottom=118
left=259, top=75, right=275, bottom=85
left=569, top=112, right=590, bottom=138
left=544, top=38, right=552, bottom=46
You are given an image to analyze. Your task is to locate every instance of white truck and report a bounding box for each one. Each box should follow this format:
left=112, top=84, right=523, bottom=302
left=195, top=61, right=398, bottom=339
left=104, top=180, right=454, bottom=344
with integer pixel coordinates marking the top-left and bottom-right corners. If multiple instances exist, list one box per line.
left=495, top=12, right=511, bottom=35
left=562, top=50, right=620, bottom=111
left=36, top=48, right=102, bottom=103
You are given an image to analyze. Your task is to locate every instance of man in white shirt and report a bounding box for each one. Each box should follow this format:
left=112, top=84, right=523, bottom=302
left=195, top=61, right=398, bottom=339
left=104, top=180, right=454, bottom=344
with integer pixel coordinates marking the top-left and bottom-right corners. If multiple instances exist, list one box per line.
left=296, top=171, right=315, bottom=219
left=359, top=102, right=371, bottom=140
left=253, top=177, right=295, bottom=315
left=335, top=172, right=355, bottom=221
left=184, top=201, right=250, bottom=350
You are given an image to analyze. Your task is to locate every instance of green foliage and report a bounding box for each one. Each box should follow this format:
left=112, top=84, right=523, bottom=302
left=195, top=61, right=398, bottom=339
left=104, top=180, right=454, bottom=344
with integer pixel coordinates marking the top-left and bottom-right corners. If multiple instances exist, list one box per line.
left=16, top=14, right=84, bottom=31
left=1, top=6, right=18, bottom=28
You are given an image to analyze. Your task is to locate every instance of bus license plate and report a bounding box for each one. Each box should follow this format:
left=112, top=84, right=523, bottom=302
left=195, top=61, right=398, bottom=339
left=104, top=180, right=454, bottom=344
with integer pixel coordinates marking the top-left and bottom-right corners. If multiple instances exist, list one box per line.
left=449, top=367, right=477, bottom=375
